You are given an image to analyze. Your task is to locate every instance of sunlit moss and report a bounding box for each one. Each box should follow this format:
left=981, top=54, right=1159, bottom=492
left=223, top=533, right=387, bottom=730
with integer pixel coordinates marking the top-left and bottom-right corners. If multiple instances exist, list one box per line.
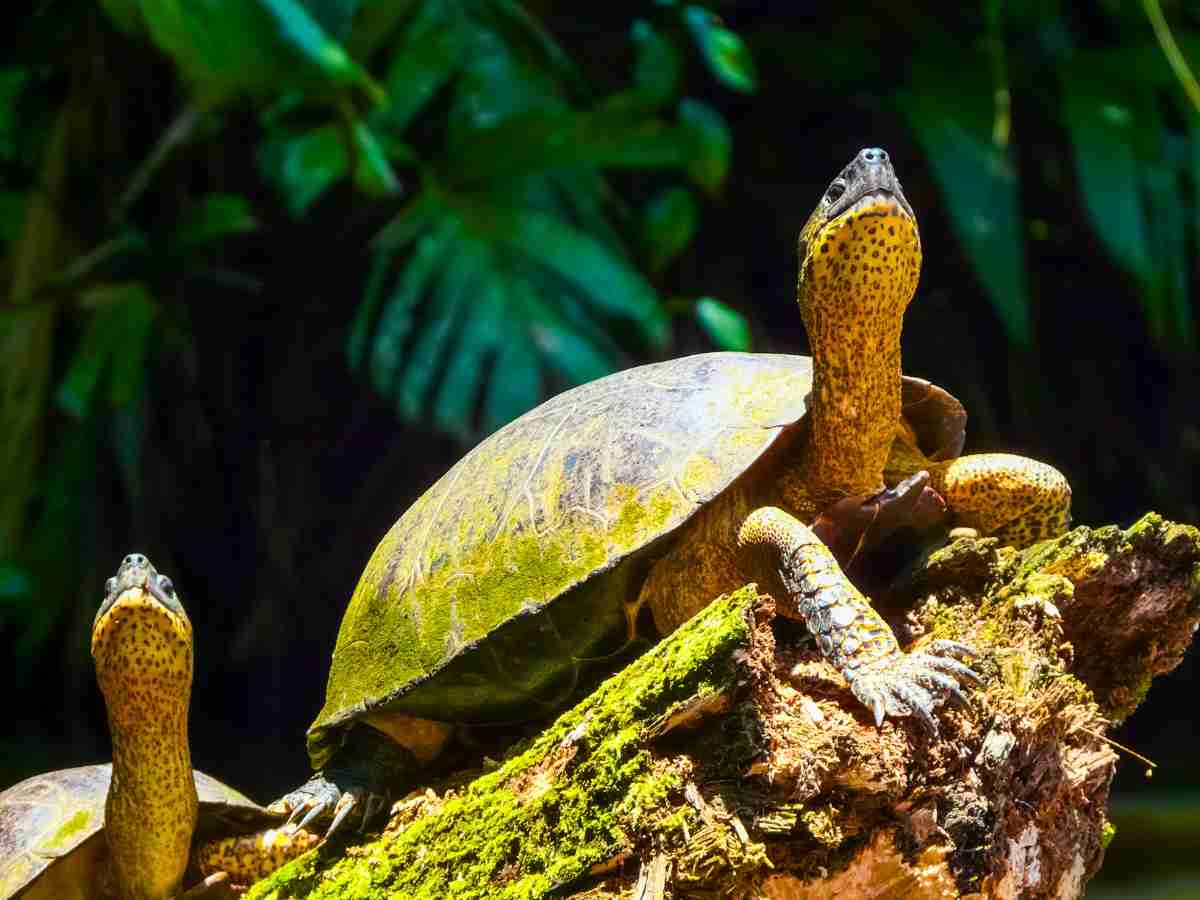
left=248, top=586, right=759, bottom=899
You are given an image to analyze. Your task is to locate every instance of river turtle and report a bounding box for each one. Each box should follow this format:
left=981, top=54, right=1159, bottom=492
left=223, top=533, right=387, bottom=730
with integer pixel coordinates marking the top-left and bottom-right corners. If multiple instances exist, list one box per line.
left=0, top=554, right=314, bottom=899
left=275, top=148, right=1072, bottom=834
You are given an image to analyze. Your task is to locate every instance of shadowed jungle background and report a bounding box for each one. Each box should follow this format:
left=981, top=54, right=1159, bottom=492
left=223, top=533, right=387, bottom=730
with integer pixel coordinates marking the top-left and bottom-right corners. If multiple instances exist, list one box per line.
left=2, top=1, right=1199, bottom=894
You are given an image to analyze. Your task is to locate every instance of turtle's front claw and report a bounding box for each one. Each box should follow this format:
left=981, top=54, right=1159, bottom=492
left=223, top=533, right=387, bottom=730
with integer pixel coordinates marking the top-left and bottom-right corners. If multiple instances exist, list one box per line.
left=269, top=776, right=338, bottom=832
left=270, top=775, right=390, bottom=839
left=845, top=642, right=981, bottom=734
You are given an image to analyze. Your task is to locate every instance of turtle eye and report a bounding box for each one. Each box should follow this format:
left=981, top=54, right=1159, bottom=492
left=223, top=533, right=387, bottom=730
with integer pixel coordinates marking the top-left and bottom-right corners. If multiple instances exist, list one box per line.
left=157, top=575, right=175, bottom=596
left=105, top=577, right=118, bottom=595
left=825, top=180, right=846, bottom=204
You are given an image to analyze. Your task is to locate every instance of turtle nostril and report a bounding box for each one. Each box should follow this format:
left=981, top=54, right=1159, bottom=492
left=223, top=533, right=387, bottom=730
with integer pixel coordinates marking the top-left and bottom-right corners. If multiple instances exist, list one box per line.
left=861, top=147, right=887, bottom=164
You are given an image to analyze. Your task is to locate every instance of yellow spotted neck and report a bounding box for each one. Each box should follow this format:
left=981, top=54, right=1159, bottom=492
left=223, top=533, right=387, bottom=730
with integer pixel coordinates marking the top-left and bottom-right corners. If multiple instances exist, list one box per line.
left=92, top=593, right=197, bottom=900
left=786, top=203, right=922, bottom=513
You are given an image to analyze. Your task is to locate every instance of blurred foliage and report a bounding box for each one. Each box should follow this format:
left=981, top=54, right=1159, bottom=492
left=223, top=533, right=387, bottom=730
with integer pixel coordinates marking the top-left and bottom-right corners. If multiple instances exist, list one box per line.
left=0, top=0, right=754, bottom=661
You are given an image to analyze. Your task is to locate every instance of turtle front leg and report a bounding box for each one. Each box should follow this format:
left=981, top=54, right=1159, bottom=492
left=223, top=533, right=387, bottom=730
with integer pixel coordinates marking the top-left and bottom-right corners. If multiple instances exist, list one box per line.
left=269, top=726, right=420, bottom=837
left=738, top=507, right=980, bottom=731
left=929, top=453, right=1071, bottom=547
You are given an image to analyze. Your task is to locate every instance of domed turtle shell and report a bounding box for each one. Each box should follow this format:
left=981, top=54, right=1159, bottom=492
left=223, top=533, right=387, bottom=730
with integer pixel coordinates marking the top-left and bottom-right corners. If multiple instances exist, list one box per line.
left=0, top=763, right=272, bottom=898
left=308, top=352, right=964, bottom=767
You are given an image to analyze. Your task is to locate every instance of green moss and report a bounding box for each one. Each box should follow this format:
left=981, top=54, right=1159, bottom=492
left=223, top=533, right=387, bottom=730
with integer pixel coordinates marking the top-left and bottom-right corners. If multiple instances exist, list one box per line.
left=1101, top=819, right=1117, bottom=850
left=249, top=586, right=760, bottom=900
left=48, top=809, right=92, bottom=848
left=312, top=481, right=685, bottom=760
left=799, top=805, right=844, bottom=849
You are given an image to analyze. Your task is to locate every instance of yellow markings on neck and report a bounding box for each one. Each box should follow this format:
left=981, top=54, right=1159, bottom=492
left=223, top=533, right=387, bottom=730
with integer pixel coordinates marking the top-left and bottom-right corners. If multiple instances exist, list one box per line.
left=807, top=208, right=921, bottom=318
left=92, top=590, right=193, bottom=727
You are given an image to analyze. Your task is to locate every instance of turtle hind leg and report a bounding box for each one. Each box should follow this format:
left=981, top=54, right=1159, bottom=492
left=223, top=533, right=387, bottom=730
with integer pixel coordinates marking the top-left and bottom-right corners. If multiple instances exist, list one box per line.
left=737, top=506, right=981, bottom=731
left=930, top=453, right=1071, bottom=547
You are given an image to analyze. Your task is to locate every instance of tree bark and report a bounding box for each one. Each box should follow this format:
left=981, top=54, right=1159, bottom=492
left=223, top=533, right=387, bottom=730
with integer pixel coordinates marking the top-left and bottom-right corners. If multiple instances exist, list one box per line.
left=246, top=514, right=1200, bottom=900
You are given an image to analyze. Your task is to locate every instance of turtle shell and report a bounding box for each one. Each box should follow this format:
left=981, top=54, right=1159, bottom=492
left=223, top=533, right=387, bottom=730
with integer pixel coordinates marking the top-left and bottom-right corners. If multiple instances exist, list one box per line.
left=0, top=764, right=269, bottom=898
left=308, top=352, right=965, bottom=765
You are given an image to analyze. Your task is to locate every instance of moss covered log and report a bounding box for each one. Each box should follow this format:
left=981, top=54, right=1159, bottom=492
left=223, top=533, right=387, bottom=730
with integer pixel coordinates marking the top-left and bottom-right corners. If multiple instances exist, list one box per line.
left=247, top=514, right=1199, bottom=899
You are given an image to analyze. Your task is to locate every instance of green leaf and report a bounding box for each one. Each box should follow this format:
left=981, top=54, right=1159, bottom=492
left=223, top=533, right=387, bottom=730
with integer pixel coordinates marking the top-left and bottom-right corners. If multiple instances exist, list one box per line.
left=396, top=237, right=484, bottom=419
left=484, top=333, right=541, bottom=434
left=632, top=19, right=681, bottom=106
left=548, top=169, right=625, bottom=255
left=477, top=0, right=583, bottom=92
left=171, top=193, right=259, bottom=251
left=683, top=6, right=757, bottom=93
left=444, top=106, right=693, bottom=186
left=366, top=216, right=462, bottom=395
left=695, top=297, right=750, bottom=351
left=55, top=284, right=156, bottom=418
left=1060, top=62, right=1195, bottom=350
left=11, top=416, right=101, bottom=662
left=105, top=290, right=156, bottom=408
left=350, top=121, right=400, bottom=196
left=371, top=190, right=441, bottom=251
left=515, top=279, right=614, bottom=385
left=492, top=206, right=669, bottom=347
left=258, top=124, right=346, bottom=215
left=138, top=0, right=381, bottom=102
left=678, top=99, right=731, bottom=194
left=357, top=189, right=656, bottom=436
left=642, top=186, right=699, bottom=273
left=1142, top=160, right=1193, bottom=350
left=1061, top=72, right=1150, bottom=282
left=375, top=1, right=467, bottom=133
left=898, top=51, right=1032, bottom=349
left=299, top=0, right=362, bottom=41
left=431, top=275, right=504, bottom=439
left=446, top=14, right=563, bottom=151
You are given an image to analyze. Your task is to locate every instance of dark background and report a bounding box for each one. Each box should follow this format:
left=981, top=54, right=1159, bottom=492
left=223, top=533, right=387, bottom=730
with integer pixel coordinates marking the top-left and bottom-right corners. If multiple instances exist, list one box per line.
left=2, top=1, right=1198, bottom=893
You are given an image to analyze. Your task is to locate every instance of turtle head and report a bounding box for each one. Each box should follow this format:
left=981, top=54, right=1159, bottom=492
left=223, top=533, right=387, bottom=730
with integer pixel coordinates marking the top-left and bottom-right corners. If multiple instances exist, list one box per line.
left=796, top=148, right=921, bottom=347
left=92, top=552, right=193, bottom=722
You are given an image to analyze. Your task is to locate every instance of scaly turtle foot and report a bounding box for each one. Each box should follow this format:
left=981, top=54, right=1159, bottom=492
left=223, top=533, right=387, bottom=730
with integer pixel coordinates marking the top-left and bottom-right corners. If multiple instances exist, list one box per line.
left=270, top=776, right=389, bottom=838
left=740, top=508, right=982, bottom=730
left=844, top=639, right=980, bottom=733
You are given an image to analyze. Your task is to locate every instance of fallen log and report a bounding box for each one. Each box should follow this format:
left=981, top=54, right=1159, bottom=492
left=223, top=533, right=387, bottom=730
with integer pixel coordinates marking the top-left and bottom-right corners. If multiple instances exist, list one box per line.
left=247, top=513, right=1200, bottom=899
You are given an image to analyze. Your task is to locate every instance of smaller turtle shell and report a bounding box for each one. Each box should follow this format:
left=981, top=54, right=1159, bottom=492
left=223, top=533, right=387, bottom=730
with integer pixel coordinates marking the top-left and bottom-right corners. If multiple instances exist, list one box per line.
left=0, top=764, right=270, bottom=899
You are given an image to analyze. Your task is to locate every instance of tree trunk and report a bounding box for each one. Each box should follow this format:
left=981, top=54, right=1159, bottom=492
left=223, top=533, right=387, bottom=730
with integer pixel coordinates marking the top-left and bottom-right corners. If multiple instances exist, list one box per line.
left=246, top=514, right=1200, bottom=900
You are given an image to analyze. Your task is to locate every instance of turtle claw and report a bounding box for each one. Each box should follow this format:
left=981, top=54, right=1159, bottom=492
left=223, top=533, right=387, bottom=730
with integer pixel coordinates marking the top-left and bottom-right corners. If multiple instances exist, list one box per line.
left=361, top=792, right=387, bottom=829
left=326, top=789, right=363, bottom=838
left=296, top=800, right=331, bottom=834
left=270, top=775, right=342, bottom=834
left=271, top=775, right=392, bottom=840
left=847, top=642, right=983, bottom=733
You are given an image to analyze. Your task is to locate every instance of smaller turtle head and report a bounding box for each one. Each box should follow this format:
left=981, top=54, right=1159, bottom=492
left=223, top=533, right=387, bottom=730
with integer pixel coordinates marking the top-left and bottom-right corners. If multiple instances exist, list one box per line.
left=796, top=148, right=922, bottom=350
left=92, top=553, right=193, bottom=724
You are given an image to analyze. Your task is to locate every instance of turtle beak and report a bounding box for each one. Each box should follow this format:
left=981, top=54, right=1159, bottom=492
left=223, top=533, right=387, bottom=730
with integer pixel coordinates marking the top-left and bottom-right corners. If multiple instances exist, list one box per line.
left=826, top=148, right=914, bottom=222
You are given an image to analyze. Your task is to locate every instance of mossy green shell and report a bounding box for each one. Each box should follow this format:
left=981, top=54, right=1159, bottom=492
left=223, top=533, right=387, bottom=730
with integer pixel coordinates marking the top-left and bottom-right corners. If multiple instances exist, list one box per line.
left=309, top=352, right=965, bottom=767
left=0, top=764, right=270, bottom=898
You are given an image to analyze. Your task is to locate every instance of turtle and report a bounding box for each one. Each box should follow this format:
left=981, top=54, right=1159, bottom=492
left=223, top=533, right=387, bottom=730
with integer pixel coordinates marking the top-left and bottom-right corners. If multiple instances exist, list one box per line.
left=0, top=554, right=315, bottom=900
left=273, top=147, right=1072, bottom=835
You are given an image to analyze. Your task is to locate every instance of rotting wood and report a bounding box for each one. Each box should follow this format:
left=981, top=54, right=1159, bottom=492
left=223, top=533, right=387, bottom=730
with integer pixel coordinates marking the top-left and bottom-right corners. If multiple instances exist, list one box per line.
left=247, top=513, right=1200, bottom=900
